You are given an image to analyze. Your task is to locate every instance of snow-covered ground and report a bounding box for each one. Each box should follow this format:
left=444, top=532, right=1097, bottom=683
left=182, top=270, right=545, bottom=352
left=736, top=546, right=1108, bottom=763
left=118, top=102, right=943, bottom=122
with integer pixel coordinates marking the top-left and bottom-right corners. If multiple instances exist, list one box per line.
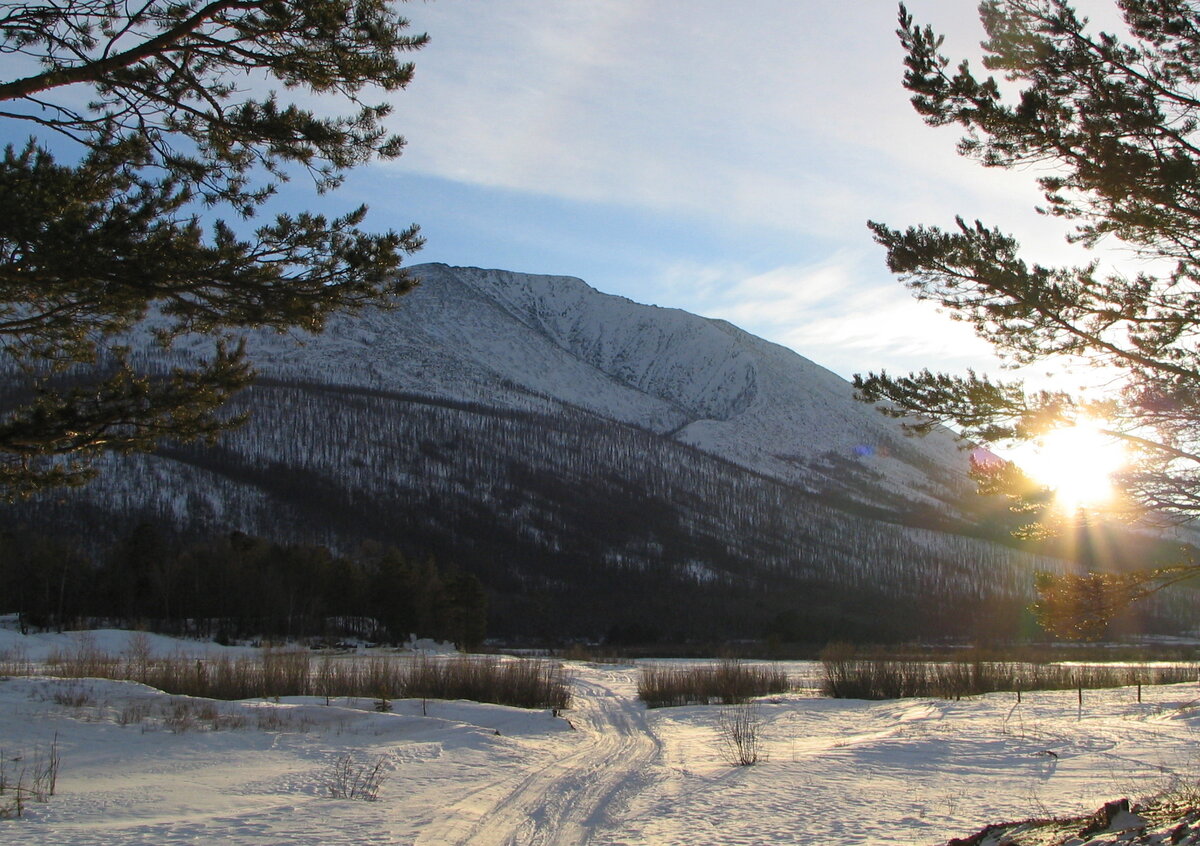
left=4, top=630, right=1200, bottom=845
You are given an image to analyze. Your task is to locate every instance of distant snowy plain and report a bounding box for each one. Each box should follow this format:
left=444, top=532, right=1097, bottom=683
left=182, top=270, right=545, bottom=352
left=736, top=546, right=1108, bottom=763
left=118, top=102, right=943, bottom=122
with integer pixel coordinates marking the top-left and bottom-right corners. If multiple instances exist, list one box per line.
left=3, top=629, right=1200, bottom=845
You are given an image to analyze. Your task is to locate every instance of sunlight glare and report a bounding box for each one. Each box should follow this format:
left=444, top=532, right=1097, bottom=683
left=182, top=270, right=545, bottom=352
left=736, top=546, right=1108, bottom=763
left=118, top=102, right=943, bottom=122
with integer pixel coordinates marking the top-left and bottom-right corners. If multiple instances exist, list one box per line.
left=1021, top=419, right=1128, bottom=510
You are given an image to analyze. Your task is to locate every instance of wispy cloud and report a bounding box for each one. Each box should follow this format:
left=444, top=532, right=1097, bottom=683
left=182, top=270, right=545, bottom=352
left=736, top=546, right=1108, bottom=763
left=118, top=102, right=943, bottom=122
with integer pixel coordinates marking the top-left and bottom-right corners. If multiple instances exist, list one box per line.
left=658, top=253, right=998, bottom=378
left=367, top=0, right=1136, bottom=378
left=388, top=1, right=1097, bottom=256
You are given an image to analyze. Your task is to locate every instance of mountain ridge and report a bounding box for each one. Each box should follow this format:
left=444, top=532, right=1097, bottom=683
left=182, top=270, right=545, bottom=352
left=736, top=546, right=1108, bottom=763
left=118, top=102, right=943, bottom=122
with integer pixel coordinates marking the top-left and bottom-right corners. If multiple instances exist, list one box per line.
left=166, top=262, right=974, bottom=509
left=16, top=262, right=1182, bottom=642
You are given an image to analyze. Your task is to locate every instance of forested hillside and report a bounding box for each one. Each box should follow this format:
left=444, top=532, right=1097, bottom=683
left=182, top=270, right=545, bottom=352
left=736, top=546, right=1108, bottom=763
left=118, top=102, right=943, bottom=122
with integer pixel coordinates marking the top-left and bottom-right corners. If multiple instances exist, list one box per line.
left=4, top=265, right=1195, bottom=644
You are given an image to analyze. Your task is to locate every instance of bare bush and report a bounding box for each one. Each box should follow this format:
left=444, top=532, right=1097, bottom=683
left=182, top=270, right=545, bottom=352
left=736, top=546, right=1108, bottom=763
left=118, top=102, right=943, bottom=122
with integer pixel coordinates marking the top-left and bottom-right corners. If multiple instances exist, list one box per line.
left=326, top=753, right=387, bottom=801
left=118, top=701, right=152, bottom=726
left=0, top=649, right=32, bottom=677
left=46, top=638, right=121, bottom=679
left=639, top=659, right=790, bottom=709
left=715, top=704, right=765, bottom=766
left=0, top=735, right=61, bottom=819
left=146, top=697, right=248, bottom=733
left=316, top=653, right=338, bottom=706
left=262, top=649, right=313, bottom=696
left=402, top=656, right=573, bottom=711
left=819, top=646, right=1199, bottom=700
left=163, top=698, right=198, bottom=733
left=31, top=737, right=60, bottom=801
left=8, top=647, right=573, bottom=710
left=123, top=632, right=152, bottom=680
left=253, top=706, right=290, bottom=732
left=50, top=682, right=94, bottom=708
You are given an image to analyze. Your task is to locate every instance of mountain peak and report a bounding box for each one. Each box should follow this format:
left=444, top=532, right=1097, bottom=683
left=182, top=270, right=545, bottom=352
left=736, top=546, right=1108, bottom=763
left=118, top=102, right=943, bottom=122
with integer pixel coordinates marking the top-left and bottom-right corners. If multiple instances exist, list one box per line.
left=203, top=263, right=968, bottom=504
left=20, top=263, right=1090, bottom=643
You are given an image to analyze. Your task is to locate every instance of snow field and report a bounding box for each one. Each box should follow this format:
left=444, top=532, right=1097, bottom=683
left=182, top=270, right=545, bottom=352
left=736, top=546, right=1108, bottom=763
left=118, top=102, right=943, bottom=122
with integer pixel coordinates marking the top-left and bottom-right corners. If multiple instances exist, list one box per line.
left=2, top=676, right=573, bottom=846
left=628, top=682, right=1200, bottom=845
left=3, top=632, right=1200, bottom=845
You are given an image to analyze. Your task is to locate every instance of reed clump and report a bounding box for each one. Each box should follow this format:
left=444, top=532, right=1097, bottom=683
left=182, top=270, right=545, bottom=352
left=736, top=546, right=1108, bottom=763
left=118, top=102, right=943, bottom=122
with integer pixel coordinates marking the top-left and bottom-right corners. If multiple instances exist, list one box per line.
left=28, top=644, right=572, bottom=710
left=0, top=735, right=59, bottom=819
left=819, top=644, right=1199, bottom=700
left=638, top=659, right=790, bottom=709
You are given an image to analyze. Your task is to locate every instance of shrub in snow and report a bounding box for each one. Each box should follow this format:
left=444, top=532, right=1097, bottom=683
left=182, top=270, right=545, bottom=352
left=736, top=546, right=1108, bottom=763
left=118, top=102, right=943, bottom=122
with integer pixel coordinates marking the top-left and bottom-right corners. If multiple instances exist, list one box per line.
left=715, top=703, right=765, bottom=767
left=326, top=753, right=387, bottom=801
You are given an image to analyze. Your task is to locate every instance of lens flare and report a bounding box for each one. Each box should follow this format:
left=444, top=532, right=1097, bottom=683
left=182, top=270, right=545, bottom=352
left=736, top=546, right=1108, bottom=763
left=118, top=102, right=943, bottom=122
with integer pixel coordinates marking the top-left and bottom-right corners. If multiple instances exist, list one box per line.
left=1021, top=418, right=1127, bottom=510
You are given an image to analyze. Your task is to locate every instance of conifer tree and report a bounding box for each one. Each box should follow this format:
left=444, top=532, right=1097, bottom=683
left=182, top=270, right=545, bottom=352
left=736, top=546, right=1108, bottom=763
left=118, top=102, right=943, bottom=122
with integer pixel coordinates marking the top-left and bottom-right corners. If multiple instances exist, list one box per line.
left=857, top=1, right=1200, bottom=637
left=442, top=573, right=488, bottom=652
left=0, top=1, right=427, bottom=498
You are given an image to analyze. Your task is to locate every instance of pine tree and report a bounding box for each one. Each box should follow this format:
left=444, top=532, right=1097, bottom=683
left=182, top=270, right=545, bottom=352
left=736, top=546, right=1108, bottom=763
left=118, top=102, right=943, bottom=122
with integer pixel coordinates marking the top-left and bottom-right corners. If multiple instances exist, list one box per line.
left=442, top=573, right=488, bottom=652
left=857, top=1, right=1200, bottom=636
left=0, top=1, right=427, bottom=498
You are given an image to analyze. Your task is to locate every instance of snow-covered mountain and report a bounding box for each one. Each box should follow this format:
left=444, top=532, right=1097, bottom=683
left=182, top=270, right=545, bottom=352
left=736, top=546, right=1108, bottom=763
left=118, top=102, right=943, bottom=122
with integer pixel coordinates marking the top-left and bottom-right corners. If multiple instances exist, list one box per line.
left=20, top=263, right=1165, bottom=642
left=171, top=262, right=970, bottom=508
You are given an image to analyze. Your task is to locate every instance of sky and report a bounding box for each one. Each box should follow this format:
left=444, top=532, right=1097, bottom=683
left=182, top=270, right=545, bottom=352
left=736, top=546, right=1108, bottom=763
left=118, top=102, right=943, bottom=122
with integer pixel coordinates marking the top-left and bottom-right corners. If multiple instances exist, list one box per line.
left=296, top=0, right=1129, bottom=385
left=0, top=0, right=1132, bottom=385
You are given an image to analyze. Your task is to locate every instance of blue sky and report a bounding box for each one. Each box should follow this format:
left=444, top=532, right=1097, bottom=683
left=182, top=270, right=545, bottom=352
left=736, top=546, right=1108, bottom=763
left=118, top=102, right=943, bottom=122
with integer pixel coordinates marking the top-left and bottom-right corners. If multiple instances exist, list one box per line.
left=5, top=1, right=1131, bottom=383
left=322, top=0, right=1132, bottom=383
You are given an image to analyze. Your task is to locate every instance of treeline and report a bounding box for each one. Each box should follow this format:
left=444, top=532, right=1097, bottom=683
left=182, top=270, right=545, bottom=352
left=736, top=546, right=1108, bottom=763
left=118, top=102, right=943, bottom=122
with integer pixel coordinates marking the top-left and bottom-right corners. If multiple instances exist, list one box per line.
left=8, top=379, right=1198, bottom=645
left=151, top=382, right=1057, bottom=603
left=0, top=525, right=487, bottom=648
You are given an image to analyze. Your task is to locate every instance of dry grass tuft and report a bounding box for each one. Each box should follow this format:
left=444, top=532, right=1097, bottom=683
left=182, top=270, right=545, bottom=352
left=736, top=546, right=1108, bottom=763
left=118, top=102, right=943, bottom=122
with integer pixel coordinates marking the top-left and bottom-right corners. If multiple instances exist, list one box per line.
left=638, top=659, right=790, bottom=709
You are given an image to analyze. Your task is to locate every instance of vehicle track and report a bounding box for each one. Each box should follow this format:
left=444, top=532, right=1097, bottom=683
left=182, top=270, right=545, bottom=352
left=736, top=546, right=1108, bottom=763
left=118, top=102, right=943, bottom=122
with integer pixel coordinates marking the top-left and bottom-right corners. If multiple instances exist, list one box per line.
left=416, top=668, right=659, bottom=846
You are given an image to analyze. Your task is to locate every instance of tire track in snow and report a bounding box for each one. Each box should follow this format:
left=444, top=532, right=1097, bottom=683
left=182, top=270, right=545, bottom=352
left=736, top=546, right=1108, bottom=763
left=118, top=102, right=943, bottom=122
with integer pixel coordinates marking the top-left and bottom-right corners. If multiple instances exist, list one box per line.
left=416, top=668, right=659, bottom=846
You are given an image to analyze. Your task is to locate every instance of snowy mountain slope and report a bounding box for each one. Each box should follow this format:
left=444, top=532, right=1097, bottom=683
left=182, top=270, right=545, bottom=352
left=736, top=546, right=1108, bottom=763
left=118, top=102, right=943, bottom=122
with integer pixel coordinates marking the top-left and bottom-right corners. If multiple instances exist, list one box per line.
left=26, top=263, right=1188, bottom=641
left=167, top=262, right=971, bottom=507
left=450, top=264, right=970, bottom=500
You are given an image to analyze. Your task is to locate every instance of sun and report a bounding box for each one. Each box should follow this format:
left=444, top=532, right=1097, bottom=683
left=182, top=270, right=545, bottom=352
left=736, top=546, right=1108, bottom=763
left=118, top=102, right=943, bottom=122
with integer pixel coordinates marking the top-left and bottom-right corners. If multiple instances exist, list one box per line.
left=1019, top=418, right=1128, bottom=510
